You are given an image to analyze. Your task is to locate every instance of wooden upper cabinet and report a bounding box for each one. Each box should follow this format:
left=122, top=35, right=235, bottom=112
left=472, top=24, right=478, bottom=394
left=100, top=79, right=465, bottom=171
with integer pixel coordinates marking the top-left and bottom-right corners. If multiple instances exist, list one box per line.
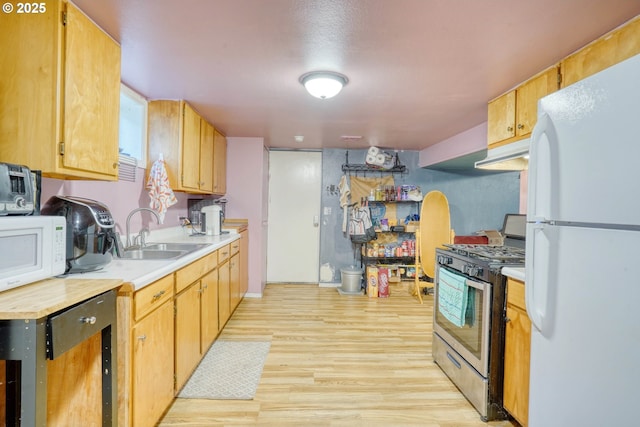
left=487, top=91, right=516, bottom=145
left=199, top=120, right=215, bottom=193
left=181, top=103, right=202, bottom=191
left=487, top=66, right=559, bottom=148
left=562, top=16, right=640, bottom=88
left=213, top=129, right=227, bottom=195
left=0, top=0, right=121, bottom=180
left=148, top=100, right=216, bottom=194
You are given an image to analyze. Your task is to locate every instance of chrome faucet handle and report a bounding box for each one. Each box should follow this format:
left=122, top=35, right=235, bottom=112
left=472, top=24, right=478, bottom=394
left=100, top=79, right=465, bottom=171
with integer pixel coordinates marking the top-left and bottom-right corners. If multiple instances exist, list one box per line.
left=138, top=228, right=150, bottom=247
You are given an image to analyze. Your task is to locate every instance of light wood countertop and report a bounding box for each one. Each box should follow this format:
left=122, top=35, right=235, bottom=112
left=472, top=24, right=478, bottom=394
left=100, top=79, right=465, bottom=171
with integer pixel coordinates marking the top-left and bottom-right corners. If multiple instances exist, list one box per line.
left=0, top=277, right=124, bottom=319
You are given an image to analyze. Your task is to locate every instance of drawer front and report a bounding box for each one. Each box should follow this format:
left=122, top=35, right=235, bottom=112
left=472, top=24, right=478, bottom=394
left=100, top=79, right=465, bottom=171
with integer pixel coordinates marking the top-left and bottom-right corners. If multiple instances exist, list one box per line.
left=47, top=290, right=116, bottom=359
left=507, top=278, right=526, bottom=310
left=218, top=244, right=231, bottom=265
left=432, top=333, right=488, bottom=418
left=230, top=238, right=240, bottom=256
left=134, top=274, right=174, bottom=321
left=176, top=251, right=217, bottom=293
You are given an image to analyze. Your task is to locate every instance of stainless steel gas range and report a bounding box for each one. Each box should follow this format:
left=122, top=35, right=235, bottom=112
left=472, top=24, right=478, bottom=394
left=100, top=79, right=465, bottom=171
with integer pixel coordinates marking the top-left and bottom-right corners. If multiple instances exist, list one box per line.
left=432, top=214, right=525, bottom=421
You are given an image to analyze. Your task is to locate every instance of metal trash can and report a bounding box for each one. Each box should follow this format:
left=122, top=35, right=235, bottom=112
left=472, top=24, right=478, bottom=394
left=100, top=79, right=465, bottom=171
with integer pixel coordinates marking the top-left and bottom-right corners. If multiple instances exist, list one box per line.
left=340, top=266, right=362, bottom=292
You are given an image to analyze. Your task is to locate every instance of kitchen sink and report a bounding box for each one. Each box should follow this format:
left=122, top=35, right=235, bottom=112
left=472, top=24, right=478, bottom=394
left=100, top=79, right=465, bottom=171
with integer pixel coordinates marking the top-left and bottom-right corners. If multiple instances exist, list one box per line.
left=121, top=242, right=209, bottom=260
left=121, top=249, right=187, bottom=260
left=143, top=243, right=209, bottom=252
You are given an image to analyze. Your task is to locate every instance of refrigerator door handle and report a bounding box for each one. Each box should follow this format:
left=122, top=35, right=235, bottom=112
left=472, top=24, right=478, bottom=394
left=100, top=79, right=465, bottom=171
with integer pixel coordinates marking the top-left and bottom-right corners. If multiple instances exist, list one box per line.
left=528, top=112, right=558, bottom=223
left=526, top=222, right=547, bottom=332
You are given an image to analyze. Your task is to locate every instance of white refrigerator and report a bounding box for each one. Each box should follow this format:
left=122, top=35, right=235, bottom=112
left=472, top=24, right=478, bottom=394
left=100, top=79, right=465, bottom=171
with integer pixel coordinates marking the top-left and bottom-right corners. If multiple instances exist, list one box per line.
left=526, top=53, right=640, bottom=427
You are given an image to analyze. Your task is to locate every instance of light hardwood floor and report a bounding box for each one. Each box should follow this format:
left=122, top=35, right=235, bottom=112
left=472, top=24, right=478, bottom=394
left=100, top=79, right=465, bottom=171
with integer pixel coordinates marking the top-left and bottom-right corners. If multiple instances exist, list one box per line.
left=159, top=283, right=517, bottom=427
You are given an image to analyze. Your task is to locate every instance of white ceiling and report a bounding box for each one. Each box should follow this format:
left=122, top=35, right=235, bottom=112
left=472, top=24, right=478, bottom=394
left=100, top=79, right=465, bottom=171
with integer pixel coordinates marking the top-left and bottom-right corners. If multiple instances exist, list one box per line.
left=72, top=0, right=640, bottom=151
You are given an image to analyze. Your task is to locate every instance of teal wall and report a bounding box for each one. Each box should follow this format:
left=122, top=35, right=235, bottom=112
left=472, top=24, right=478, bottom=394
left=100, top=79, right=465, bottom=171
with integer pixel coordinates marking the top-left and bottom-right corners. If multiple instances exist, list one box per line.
left=319, top=149, right=520, bottom=282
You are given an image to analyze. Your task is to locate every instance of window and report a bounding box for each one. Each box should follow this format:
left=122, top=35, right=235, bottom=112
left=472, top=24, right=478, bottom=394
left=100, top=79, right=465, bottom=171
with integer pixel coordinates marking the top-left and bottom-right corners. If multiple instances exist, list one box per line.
left=119, top=84, right=147, bottom=165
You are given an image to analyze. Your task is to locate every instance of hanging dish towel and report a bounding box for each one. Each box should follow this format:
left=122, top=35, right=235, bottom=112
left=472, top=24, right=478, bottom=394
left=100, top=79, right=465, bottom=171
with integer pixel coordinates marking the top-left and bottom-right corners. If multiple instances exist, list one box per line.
left=146, top=159, right=177, bottom=223
left=437, top=267, right=469, bottom=328
left=338, top=175, right=351, bottom=232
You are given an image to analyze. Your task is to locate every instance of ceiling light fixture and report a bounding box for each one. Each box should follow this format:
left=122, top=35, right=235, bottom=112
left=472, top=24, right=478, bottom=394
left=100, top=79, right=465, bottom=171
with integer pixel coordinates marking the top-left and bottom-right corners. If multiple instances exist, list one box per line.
left=299, top=71, right=349, bottom=99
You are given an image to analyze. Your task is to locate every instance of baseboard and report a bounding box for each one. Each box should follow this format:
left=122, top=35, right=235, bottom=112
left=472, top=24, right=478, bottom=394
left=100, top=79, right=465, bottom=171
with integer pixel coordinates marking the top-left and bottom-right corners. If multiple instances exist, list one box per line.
left=319, top=282, right=341, bottom=288
left=244, top=292, right=263, bottom=298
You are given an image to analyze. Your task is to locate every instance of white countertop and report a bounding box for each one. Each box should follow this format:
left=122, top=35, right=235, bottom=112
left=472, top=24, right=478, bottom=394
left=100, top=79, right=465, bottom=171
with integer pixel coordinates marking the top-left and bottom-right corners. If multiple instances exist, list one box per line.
left=67, top=227, right=240, bottom=291
left=502, top=266, right=525, bottom=282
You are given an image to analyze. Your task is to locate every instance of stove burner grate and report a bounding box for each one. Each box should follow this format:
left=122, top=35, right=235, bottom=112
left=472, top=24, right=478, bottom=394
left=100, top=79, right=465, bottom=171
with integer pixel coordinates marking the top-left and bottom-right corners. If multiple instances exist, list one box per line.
left=443, top=244, right=525, bottom=261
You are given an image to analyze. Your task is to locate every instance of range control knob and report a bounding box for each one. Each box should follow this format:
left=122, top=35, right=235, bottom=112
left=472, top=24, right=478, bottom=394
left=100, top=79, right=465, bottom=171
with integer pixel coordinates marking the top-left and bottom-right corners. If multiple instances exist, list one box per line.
left=15, top=197, right=25, bottom=208
left=437, top=255, right=453, bottom=265
left=463, top=264, right=483, bottom=277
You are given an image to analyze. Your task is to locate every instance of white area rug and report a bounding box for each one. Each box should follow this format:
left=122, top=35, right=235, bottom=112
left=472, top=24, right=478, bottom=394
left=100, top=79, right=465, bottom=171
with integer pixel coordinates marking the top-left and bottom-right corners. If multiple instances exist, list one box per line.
left=178, top=341, right=271, bottom=400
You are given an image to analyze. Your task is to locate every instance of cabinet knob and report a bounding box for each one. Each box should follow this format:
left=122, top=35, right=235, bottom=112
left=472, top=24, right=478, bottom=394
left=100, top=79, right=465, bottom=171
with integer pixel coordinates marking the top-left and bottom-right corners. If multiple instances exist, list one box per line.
left=505, top=317, right=511, bottom=323
left=137, top=334, right=147, bottom=341
left=113, top=162, right=118, bottom=169
left=80, top=316, right=97, bottom=325
left=517, top=123, right=524, bottom=130
left=152, top=290, right=165, bottom=301
left=507, top=126, right=514, bottom=132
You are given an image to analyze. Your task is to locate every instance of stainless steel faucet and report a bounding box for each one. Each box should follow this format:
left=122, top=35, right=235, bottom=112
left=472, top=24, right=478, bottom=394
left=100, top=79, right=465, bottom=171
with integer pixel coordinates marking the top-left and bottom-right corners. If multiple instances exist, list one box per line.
left=125, top=208, right=161, bottom=249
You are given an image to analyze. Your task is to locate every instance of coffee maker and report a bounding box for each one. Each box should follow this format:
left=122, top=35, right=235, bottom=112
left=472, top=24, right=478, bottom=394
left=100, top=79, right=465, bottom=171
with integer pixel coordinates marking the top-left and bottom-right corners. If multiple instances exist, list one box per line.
left=200, top=205, right=222, bottom=235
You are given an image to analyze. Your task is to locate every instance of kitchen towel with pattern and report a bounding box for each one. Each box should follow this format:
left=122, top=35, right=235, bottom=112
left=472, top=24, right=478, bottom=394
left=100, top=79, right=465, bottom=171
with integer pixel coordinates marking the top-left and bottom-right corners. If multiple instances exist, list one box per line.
left=146, top=158, right=177, bottom=223
left=437, top=267, right=469, bottom=328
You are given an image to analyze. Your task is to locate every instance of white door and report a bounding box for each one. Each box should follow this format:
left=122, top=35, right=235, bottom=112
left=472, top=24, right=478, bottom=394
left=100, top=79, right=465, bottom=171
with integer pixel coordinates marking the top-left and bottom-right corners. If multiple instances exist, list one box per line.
left=267, top=151, right=321, bottom=283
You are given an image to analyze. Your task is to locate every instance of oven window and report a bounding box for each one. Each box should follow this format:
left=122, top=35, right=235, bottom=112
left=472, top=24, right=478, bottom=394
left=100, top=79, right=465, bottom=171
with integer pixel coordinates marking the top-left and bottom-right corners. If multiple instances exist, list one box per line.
left=435, top=267, right=487, bottom=360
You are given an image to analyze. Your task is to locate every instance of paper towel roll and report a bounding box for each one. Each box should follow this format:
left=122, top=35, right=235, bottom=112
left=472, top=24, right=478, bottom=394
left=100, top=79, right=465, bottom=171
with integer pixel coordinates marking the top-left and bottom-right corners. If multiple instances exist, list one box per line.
left=368, top=146, right=379, bottom=157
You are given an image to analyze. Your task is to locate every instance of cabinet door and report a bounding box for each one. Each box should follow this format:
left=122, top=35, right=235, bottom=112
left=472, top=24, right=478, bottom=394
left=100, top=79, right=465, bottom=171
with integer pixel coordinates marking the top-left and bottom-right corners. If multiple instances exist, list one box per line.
left=218, top=260, right=231, bottom=330
left=487, top=91, right=516, bottom=146
left=181, top=103, right=201, bottom=190
left=562, top=17, right=640, bottom=88
left=213, top=130, right=227, bottom=195
left=503, top=304, right=531, bottom=426
left=63, top=2, right=120, bottom=179
left=239, top=229, right=249, bottom=295
left=0, top=1, right=120, bottom=180
left=515, top=67, right=558, bottom=136
left=132, top=301, right=174, bottom=427
left=199, top=120, right=215, bottom=193
left=175, top=282, right=202, bottom=391
left=201, top=268, right=219, bottom=352
left=229, top=253, right=241, bottom=312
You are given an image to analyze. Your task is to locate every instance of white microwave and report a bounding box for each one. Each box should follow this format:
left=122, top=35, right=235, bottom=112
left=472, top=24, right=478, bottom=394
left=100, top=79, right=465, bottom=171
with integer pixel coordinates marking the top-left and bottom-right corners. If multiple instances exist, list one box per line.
left=0, top=216, right=66, bottom=292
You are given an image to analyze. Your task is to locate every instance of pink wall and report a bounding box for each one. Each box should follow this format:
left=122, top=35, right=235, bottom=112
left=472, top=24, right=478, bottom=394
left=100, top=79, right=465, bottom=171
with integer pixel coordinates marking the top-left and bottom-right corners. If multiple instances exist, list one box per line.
left=419, top=122, right=487, bottom=167
left=225, top=137, right=268, bottom=296
left=41, top=138, right=268, bottom=296
left=41, top=168, right=190, bottom=237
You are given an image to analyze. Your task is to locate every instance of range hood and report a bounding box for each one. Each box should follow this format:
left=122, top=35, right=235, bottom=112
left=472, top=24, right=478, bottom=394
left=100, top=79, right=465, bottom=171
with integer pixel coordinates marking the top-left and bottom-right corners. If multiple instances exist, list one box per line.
left=474, top=138, right=529, bottom=170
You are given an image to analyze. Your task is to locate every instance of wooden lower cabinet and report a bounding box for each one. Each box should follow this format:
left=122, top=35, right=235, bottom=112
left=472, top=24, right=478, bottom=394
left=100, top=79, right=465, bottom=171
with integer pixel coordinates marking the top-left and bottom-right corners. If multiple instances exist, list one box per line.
left=239, top=229, right=249, bottom=296
left=175, top=282, right=203, bottom=391
left=230, top=237, right=242, bottom=311
left=218, top=258, right=231, bottom=330
left=201, top=268, right=220, bottom=352
left=131, top=299, right=175, bottom=427
left=118, top=238, right=246, bottom=426
left=503, top=278, right=531, bottom=426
